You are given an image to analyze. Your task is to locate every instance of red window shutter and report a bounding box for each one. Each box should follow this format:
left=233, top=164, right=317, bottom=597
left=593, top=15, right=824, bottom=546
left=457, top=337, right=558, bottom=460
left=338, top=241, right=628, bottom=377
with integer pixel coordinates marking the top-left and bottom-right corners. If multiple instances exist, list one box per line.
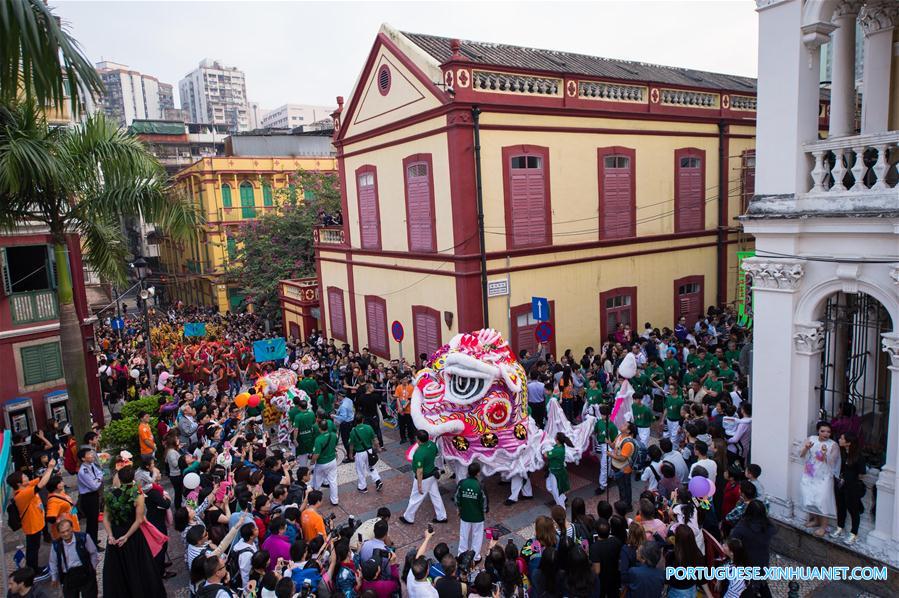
left=600, top=153, right=634, bottom=239
left=675, top=278, right=703, bottom=326
left=365, top=297, right=387, bottom=356
left=509, top=156, right=547, bottom=247
left=328, top=288, right=346, bottom=340
left=741, top=152, right=755, bottom=212
left=414, top=309, right=441, bottom=359
left=677, top=153, right=704, bottom=232
left=357, top=171, right=380, bottom=249
left=406, top=162, right=434, bottom=252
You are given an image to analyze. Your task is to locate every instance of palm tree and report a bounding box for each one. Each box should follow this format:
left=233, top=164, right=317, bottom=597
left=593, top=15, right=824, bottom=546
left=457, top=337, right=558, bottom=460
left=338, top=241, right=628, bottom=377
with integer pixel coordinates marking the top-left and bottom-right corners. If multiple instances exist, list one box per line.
left=0, top=102, right=200, bottom=439
left=1, top=0, right=103, bottom=114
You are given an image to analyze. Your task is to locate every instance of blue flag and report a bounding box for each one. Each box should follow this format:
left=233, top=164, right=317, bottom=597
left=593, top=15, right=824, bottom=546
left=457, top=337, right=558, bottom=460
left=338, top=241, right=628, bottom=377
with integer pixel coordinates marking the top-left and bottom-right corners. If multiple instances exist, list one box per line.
left=253, top=337, right=287, bottom=363
left=183, top=323, right=206, bottom=337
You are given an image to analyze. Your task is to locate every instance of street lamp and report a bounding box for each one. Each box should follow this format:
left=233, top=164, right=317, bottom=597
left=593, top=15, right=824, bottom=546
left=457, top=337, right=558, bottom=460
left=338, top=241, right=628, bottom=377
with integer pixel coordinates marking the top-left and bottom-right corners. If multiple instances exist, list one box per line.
left=131, top=257, right=156, bottom=389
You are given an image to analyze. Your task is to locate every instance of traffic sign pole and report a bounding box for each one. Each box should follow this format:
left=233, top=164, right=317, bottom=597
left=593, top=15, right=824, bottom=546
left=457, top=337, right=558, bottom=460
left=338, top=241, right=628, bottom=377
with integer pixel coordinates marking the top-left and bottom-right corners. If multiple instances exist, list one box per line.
left=391, top=321, right=405, bottom=363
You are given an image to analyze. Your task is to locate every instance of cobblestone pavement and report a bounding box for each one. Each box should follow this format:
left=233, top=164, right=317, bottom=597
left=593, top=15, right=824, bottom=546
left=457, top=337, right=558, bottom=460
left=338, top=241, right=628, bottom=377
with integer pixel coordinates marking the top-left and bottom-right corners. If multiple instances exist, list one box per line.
left=2, top=422, right=885, bottom=596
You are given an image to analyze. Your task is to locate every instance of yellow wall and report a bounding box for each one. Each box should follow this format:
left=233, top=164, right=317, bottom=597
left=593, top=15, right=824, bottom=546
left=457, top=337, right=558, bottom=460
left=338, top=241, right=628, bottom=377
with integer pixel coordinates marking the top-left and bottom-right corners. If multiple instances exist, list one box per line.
left=161, top=156, right=337, bottom=313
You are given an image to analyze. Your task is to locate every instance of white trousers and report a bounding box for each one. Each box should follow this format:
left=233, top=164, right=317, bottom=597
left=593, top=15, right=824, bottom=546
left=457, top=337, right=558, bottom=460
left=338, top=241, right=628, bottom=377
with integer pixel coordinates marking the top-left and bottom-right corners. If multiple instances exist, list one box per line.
left=509, top=474, right=533, bottom=501
left=637, top=426, right=651, bottom=447
left=354, top=451, right=381, bottom=490
left=458, top=520, right=485, bottom=556
left=296, top=454, right=310, bottom=469
left=597, top=444, right=609, bottom=488
left=403, top=476, right=447, bottom=522
left=313, top=459, right=339, bottom=505
left=666, top=419, right=681, bottom=445
left=546, top=473, right=566, bottom=507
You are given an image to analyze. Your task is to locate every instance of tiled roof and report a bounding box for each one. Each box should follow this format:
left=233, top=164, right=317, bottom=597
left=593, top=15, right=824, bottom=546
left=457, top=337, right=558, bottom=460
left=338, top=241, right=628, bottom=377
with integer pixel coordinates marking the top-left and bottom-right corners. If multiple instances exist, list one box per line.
left=401, top=31, right=757, bottom=93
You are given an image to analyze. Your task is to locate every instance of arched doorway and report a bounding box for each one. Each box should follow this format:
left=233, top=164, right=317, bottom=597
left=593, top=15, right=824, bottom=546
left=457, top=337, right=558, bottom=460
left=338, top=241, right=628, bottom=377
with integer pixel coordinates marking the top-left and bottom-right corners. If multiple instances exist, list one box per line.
left=819, top=291, right=892, bottom=468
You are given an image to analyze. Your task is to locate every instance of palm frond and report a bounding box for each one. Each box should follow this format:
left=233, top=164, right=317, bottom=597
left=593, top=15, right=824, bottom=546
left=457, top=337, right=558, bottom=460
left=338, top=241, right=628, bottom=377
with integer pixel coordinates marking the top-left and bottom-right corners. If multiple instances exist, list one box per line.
left=0, top=0, right=103, bottom=114
left=75, top=209, right=129, bottom=284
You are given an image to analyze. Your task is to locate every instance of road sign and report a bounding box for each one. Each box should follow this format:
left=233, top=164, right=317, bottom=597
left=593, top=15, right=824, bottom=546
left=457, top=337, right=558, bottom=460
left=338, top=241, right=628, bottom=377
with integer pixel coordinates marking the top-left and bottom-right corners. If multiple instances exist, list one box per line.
left=535, top=321, right=553, bottom=343
left=391, top=320, right=404, bottom=343
left=111, top=317, right=124, bottom=331
left=531, top=297, right=550, bottom=322
left=487, top=278, right=509, bottom=297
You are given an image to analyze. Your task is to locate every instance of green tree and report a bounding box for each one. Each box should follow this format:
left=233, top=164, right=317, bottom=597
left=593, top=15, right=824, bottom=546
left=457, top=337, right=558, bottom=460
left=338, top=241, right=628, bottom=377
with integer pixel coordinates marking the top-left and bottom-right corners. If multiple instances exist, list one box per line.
left=0, top=102, right=200, bottom=441
left=226, top=169, right=340, bottom=321
left=1, top=0, right=103, bottom=114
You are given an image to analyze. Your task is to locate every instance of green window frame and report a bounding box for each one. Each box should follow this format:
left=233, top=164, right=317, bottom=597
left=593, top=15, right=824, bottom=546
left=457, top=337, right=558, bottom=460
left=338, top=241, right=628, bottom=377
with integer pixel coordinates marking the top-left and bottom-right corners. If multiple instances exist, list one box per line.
left=262, top=184, right=274, bottom=207
left=227, top=237, right=237, bottom=260
left=221, top=184, right=233, bottom=208
left=288, top=183, right=297, bottom=201
left=240, top=182, right=256, bottom=218
left=21, top=342, right=63, bottom=386
left=304, top=189, right=315, bottom=201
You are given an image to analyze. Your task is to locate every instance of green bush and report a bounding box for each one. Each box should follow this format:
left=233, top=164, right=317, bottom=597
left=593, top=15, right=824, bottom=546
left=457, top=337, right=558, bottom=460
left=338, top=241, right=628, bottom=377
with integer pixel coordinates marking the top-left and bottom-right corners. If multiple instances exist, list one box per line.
left=121, top=395, right=162, bottom=419
left=101, top=395, right=161, bottom=455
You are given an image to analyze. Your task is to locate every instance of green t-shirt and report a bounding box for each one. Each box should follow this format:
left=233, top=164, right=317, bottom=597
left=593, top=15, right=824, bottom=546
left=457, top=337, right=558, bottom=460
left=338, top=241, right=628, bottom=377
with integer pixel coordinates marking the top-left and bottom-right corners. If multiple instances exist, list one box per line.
left=663, top=358, right=681, bottom=379
left=703, top=378, right=724, bottom=394
left=645, top=364, right=665, bottom=385
left=454, top=478, right=486, bottom=523
left=546, top=444, right=566, bottom=473
left=683, top=371, right=699, bottom=387
left=349, top=423, right=375, bottom=451
left=412, top=441, right=438, bottom=477
left=632, top=372, right=650, bottom=395
left=312, top=431, right=338, bottom=465
left=632, top=402, right=653, bottom=428
left=725, top=350, right=741, bottom=368
left=294, top=411, right=317, bottom=453
left=299, top=377, right=320, bottom=399
left=318, top=391, right=335, bottom=413
left=288, top=405, right=301, bottom=424
left=665, top=394, right=685, bottom=421
left=586, top=388, right=604, bottom=405
left=594, top=419, right=619, bottom=444
left=704, top=354, right=720, bottom=371
left=718, top=367, right=736, bottom=384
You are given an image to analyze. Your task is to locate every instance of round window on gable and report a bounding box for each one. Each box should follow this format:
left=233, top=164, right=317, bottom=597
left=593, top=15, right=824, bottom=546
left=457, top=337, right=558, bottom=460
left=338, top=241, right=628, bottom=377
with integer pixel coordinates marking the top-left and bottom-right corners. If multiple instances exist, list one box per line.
left=377, top=65, right=391, bottom=96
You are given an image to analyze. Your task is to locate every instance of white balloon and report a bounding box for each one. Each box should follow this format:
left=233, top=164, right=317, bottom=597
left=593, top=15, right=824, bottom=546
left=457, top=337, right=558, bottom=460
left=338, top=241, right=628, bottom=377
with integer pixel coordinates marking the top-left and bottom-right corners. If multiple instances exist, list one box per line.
left=131, top=368, right=141, bottom=379
left=183, top=472, right=201, bottom=490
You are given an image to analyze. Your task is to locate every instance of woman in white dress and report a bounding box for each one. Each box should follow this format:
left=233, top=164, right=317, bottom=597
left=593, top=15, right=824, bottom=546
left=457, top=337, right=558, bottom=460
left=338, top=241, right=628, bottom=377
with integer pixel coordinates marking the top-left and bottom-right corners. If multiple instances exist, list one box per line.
left=799, top=421, right=841, bottom=536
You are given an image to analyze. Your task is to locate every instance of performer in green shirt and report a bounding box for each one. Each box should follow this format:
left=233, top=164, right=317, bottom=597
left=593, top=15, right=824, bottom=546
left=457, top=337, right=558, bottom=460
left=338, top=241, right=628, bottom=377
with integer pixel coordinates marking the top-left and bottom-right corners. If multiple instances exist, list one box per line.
left=298, top=370, right=320, bottom=410
left=311, top=419, right=340, bottom=506
left=349, top=414, right=382, bottom=493
left=292, top=400, right=317, bottom=467
left=663, top=376, right=685, bottom=446
left=631, top=396, right=653, bottom=446
left=400, top=430, right=447, bottom=525
left=545, top=432, right=574, bottom=507
left=593, top=403, right=618, bottom=493
left=454, top=462, right=488, bottom=557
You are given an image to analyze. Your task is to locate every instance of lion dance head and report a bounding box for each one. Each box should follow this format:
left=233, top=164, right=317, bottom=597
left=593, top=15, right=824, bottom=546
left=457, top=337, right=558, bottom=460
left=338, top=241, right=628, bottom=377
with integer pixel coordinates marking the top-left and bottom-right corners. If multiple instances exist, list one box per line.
left=411, top=329, right=529, bottom=466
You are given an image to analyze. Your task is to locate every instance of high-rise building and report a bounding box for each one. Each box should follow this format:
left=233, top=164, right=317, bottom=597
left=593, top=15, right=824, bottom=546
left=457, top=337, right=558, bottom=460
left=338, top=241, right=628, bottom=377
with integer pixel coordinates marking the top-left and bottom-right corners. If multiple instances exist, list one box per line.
left=95, top=61, right=174, bottom=127
left=260, top=104, right=334, bottom=129
left=178, top=59, right=250, bottom=132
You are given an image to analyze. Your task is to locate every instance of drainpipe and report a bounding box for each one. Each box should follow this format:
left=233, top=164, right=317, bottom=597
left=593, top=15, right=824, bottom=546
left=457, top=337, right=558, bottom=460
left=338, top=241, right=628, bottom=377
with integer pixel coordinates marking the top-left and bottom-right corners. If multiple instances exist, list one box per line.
left=716, top=121, right=728, bottom=307
left=472, top=106, right=489, bottom=328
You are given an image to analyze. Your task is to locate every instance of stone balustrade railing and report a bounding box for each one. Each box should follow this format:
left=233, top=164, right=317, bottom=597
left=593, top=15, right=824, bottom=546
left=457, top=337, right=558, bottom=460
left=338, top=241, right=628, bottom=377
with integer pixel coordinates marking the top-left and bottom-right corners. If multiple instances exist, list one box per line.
left=804, top=131, right=899, bottom=195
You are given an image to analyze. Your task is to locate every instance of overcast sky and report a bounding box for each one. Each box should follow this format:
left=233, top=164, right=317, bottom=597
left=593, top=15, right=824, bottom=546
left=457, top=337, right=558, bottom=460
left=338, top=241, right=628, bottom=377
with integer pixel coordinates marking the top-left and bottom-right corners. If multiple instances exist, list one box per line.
left=52, top=0, right=759, bottom=110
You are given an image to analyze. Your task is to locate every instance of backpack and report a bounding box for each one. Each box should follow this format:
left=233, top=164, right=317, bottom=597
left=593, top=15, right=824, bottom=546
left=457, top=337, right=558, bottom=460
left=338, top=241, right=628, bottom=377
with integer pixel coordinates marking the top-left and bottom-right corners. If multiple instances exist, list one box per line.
left=225, top=546, right=255, bottom=591
left=624, top=437, right=649, bottom=471
left=6, top=494, right=25, bottom=532
left=196, top=583, right=233, bottom=598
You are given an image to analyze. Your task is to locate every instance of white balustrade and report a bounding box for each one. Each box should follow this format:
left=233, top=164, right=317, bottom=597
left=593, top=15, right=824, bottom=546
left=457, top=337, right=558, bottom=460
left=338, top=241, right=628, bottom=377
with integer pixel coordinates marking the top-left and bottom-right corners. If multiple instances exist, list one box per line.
left=802, top=132, right=898, bottom=196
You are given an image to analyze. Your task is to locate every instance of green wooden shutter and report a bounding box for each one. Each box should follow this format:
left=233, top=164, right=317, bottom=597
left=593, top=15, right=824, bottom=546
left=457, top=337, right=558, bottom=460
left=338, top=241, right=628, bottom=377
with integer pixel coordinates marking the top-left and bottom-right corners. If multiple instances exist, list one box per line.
left=44, top=343, right=63, bottom=380
left=21, top=342, right=62, bottom=385
left=304, top=189, right=315, bottom=201
left=221, top=184, right=233, bottom=208
left=227, top=237, right=237, bottom=260
left=240, top=183, right=256, bottom=218
left=263, top=184, right=274, bottom=207
left=0, top=247, right=11, bottom=295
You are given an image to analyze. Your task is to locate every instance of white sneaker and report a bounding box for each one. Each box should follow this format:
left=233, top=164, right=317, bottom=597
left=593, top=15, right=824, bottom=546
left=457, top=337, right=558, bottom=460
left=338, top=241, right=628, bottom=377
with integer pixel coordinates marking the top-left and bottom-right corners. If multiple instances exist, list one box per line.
left=830, top=527, right=843, bottom=539
left=845, top=533, right=858, bottom=545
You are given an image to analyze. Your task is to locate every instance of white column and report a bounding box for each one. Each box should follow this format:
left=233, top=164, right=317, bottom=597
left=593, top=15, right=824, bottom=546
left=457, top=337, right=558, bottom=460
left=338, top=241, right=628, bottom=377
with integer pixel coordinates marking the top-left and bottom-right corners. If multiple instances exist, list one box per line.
left=859, top=1, right=898, bottom=134
left=878, top=332, right=899, bottom=547
left=742, top=257, right=806, bottom=520
left=829, top=2, right=861, bottom=137
left=791, top=321, right=826, bottom=521
left=754, top=0, right=832, bottom=196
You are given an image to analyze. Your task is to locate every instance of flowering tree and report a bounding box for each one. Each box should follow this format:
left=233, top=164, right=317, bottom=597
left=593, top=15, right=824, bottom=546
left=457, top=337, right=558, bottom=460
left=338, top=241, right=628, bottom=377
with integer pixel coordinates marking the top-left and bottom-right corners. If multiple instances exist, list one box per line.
left=226, top=169, right=340, bottom=321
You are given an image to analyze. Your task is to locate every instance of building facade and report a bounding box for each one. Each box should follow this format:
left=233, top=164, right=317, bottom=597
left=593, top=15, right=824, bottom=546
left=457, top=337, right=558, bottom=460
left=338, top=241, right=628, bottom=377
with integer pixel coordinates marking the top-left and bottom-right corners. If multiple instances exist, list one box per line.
left=159, top=156, right=337, bottom=313
left=0, top=229, right=103, bottom=434
left=95, top=61, right=174, bottom=127
left=227, top=128, right=335, bottom=157
left=179, top=59, right=250, bottom=132
left=743, top=0, right=899, bottom=565
left=260, top=104, right=335, bottom=130
left=316, top=24, right=764, bottom=361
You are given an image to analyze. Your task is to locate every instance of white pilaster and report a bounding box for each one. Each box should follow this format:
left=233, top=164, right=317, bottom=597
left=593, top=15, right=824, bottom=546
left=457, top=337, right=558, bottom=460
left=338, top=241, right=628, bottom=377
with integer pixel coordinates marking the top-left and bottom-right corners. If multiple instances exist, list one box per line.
left=829, top=2, right=861, bottom=137
left=859, top=1, right=898, bottom=134
left=871, top=332, right=899, bottom=546
left=743, top=257, right=806, bottom=519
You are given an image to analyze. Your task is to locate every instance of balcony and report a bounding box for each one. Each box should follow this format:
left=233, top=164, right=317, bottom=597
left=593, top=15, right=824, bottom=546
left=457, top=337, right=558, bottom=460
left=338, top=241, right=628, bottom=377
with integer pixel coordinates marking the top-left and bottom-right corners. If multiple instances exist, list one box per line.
left=312, top=226, right=347, bottom=247
left=280, top=277, right=319, bottom=307
left=216, top=206, right=279, bottom=222
left=804, top=131, right=898, bottom=209
left=10, top=290, right=58, bottom=325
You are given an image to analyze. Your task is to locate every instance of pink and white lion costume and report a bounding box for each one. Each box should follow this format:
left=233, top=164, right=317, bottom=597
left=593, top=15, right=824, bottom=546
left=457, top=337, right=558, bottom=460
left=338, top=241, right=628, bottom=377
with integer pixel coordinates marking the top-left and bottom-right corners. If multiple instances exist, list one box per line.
left=410, top=328, right=594, bottom=478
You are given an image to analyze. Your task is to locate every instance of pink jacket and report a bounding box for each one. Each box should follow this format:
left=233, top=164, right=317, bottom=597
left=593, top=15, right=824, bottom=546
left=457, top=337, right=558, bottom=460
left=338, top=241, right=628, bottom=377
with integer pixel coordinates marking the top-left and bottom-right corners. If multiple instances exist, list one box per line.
left=261, top=533, right=291, bottom=571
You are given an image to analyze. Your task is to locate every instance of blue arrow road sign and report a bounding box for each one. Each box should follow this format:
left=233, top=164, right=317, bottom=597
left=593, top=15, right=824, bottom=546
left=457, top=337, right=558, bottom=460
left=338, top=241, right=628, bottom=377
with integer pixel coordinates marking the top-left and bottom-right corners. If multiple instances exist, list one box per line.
left=532, top=297, right=550, bottom=322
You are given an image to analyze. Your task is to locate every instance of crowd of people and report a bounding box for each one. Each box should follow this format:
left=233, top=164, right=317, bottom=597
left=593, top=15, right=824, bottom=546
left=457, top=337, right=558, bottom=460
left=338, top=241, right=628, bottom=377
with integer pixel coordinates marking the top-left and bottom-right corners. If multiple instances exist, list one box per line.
left=2, top=300, right=814, bottom=598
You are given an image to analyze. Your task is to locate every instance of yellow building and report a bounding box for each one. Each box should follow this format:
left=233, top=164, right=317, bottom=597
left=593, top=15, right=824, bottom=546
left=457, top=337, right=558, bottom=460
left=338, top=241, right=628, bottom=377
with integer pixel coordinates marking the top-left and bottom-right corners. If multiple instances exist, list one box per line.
left=317, top=25, right=797, bottom=360
left=159, top=156, right=337, bottom=312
